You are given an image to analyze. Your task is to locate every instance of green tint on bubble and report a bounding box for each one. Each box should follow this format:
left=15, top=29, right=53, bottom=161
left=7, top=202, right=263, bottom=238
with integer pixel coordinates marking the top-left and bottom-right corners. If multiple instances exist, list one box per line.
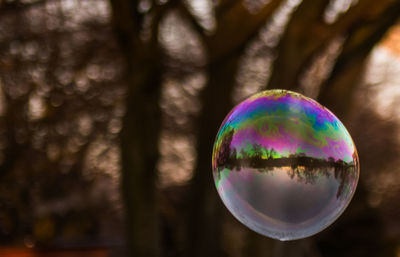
left=212, top=90, right=359, bottom=241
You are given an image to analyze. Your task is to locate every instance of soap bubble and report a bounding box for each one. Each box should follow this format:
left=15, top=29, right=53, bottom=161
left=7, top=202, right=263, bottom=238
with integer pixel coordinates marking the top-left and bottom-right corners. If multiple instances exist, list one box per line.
left=212, top=90, right=359, bottom=241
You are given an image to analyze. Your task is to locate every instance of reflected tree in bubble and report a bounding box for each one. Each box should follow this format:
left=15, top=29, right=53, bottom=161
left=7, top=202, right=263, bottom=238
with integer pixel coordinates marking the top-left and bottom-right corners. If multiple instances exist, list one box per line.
left=212, top=90, right=359, bottom=240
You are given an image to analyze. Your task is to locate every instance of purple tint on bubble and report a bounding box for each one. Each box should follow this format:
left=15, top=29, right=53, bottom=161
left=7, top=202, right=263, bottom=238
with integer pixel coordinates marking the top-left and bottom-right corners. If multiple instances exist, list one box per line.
left=212, top=90, right=359, bottom=241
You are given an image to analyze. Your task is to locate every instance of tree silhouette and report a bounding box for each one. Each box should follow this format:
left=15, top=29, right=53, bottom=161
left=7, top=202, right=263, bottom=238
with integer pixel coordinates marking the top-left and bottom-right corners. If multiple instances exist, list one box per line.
left=215, top=127, right=235, bottom=171
left=215, top=137, right=356, bottom=199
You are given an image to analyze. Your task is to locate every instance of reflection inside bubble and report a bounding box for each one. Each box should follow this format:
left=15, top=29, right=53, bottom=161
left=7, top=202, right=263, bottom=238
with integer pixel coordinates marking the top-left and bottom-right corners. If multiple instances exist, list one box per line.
left=212, top=90, right=359, bottom=240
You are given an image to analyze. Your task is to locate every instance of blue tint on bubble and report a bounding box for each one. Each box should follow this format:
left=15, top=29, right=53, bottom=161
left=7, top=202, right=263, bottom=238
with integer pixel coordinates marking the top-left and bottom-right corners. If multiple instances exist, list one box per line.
left=212, top=90, right=359, bottom=240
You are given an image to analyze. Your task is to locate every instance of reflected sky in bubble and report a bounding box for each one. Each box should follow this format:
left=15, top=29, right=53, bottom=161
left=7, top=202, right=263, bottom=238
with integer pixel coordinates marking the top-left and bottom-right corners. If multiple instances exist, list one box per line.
left=212, top=90, right=359, bottom=241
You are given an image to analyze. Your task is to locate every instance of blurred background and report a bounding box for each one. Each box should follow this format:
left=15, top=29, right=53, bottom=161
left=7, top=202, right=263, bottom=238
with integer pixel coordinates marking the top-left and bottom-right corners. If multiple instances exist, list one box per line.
left=0, top=0, right=399, bottom=256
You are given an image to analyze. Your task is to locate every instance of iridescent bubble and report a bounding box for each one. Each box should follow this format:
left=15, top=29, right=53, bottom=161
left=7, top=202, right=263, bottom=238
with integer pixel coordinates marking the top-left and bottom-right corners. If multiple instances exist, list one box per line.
left=212, top=90, right=359, bottom=241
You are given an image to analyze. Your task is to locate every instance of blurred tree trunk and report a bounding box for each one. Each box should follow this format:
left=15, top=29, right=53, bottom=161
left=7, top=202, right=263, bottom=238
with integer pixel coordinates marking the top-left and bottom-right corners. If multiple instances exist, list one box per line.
left=267, top=0, right=330, bottom=90
left=183, top=1, right=284, bottom=256
left=186, top=51, right=241, bottom=257
left=109, top=0, right=165, bottom=256
left=119, top=63, right=163, bottom=257
left=0, top=95, right=26, bottom=178
left=244, top=232, right=275, bottom=257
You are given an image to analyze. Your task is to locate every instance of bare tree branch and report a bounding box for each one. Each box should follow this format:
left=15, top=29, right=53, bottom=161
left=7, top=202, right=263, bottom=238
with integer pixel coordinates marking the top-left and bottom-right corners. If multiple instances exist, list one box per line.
left=207, top=0, right=284, bottom=61
left=318, top=0, right=400, bottom=120
left=214, top=0, right=241, bottom=19
left=330, top=0, right=392, bottom=34
left=266, top=0, right=331, bottom=90
left=266, top=0, right=397, bottom=91
left=177, top=1, right=207, bottom=40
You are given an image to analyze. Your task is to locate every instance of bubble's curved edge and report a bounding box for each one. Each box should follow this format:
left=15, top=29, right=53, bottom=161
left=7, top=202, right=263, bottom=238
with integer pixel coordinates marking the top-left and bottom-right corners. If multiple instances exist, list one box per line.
left=211, top=89, right=361, bottom=241
left=211, top=89, right=295, bottom=173
left=226, top=188, right=359, bottom=241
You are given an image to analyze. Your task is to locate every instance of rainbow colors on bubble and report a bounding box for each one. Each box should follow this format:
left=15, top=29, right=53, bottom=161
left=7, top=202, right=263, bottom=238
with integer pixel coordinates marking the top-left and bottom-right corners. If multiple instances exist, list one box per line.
left=212, top=90, right=359, bottom=241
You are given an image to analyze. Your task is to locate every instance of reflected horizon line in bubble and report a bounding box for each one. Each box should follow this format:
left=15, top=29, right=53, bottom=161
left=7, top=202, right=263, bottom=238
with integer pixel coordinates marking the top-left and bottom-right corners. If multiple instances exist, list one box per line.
left=213, top=126, right=357, bottom=200
left=212, top=90, right=359, bottom=240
